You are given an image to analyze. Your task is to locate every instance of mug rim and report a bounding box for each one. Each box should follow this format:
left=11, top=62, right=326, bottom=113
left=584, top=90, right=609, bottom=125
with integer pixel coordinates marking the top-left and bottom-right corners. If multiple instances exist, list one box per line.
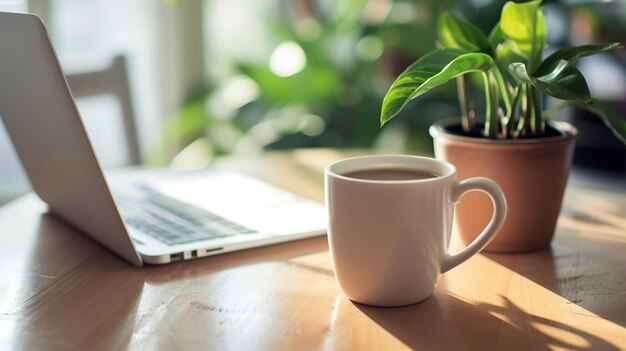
left=325, top=154, right=457, bottom=184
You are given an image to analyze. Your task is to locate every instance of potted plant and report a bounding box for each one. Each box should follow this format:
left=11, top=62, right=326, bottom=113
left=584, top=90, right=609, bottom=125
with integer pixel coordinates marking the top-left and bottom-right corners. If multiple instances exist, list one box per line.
left=380, top=0, right=626, bottom=252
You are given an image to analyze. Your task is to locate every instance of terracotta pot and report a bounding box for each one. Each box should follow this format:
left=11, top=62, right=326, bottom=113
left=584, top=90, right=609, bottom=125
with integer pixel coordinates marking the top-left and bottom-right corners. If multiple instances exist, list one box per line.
left=429, top=120, right=578, bottom=253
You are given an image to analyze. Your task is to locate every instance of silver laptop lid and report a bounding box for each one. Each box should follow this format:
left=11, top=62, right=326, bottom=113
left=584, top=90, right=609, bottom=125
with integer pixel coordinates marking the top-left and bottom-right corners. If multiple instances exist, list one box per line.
left=0, top=12, right=142, bottom=266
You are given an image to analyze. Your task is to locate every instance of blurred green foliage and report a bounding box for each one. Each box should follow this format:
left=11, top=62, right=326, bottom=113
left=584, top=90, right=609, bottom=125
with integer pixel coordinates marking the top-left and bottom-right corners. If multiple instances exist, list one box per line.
left=157, top=0, right=626, bottom=164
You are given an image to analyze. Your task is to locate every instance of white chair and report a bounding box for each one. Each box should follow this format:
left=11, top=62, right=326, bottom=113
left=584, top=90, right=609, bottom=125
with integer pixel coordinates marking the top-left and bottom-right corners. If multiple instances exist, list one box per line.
left=65, top=55, right=141, bottom=166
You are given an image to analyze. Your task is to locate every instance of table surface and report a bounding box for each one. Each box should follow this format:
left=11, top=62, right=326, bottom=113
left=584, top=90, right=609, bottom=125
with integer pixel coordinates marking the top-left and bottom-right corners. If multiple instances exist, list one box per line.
left=1, top=149, right=625, bottom=350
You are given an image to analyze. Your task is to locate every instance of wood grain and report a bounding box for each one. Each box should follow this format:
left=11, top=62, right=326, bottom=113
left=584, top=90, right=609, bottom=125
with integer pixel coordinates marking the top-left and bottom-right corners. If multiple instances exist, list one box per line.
left=0, top=149, right=625, bottom=350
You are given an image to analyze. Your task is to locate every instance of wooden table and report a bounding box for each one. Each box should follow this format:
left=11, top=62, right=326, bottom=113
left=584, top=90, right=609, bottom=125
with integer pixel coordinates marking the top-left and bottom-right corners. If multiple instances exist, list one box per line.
left=1, top=149, right=625, bottom=350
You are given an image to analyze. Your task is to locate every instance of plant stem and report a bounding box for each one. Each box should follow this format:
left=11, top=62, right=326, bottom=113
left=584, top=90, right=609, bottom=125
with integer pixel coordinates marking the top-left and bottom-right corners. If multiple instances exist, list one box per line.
left=542, top=100, right=572, bottom=119
left=515, top=84, right=528, bottom=137
left=456, top=75, right=472, bottom=132
left=482, top=71, right=499, bottom=138
left=493, top=66, right=512, bottom=113
left=504, top=85, right=521, bottom=137
left=530, top=85, right=543, bottom=135
left=528, top=85, right=535, bottom=135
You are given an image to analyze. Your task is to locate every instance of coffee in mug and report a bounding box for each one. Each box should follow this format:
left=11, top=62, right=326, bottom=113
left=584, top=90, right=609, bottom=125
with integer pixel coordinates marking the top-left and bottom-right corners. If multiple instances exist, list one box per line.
left=344, top=168, right=438, bottom=181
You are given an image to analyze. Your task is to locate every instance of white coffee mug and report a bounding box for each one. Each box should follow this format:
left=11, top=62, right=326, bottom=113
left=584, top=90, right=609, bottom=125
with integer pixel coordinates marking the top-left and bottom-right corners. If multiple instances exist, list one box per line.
left=325, top=155, right=507, bottom=307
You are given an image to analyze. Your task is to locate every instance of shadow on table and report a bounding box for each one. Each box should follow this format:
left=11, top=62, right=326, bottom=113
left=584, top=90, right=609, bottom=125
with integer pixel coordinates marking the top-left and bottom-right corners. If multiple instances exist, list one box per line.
left=12, top=212, right=331, bottom=349
left=354, top=293, right=619, bottom=350
left=485, top=211, right=626, bottom=328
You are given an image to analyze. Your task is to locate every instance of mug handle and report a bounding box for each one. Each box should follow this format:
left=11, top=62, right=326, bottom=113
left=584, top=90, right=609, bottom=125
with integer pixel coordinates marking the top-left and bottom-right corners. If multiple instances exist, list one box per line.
left=441, top=177, right=507, bottom=273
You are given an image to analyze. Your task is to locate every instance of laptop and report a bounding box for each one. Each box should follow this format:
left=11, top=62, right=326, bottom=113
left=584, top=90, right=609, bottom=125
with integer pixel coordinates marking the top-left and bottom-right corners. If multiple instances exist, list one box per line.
left=0, top=12, right=327, bottom=266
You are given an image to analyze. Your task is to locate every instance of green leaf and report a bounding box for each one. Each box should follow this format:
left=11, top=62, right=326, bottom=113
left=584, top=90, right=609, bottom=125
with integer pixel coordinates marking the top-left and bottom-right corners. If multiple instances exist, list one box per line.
left=574, top=98, right=626, bottom=144
left=509, top=62, right=533, bottom=84
left=534, top=43, right=622, bottom=76
left=500, top=0, right=546, bottom=71
left=508, top=61, right=591, bottom=103
left=488, top=21, right=504, bottom=50
left=495, top=41, right=527, bottom=87
left=438, top=12, right=491, bottom=53
left=380, top=49, right=493, bottom=126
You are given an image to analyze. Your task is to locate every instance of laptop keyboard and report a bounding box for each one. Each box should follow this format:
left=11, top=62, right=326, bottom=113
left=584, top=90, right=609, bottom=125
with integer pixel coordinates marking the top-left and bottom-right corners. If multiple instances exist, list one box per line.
left=116, top=187, right=257, bottom=246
